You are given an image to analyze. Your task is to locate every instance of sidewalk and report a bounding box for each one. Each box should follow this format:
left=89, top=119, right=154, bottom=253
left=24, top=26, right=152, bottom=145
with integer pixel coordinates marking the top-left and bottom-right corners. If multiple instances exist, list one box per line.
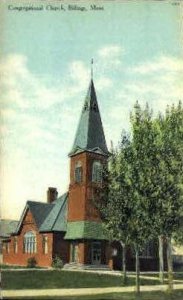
left=2, top=284, right=183, bottom=298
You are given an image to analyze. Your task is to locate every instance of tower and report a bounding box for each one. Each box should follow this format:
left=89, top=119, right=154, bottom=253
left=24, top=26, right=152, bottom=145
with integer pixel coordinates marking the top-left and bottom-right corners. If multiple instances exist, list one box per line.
left=65, top=71, right=110, bottom=266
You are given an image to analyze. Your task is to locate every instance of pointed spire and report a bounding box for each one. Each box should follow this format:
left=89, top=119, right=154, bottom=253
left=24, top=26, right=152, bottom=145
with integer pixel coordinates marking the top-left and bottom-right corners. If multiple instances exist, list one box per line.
left=69, top=77, right=109, bottom=157
left=82, top=79, right=99, bottom=113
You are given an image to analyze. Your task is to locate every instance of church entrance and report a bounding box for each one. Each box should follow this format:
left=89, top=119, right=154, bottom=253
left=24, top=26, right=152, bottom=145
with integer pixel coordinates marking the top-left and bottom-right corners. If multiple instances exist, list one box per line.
left=91, top=241, right=101, bottom=265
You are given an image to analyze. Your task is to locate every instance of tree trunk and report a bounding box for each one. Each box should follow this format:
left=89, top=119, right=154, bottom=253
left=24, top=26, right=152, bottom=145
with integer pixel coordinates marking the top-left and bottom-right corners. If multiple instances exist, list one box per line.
left=135, top=248, right=140, bottom=295
left=158, top=235, right=164, bottom=284
left=120, top=241, right=127, bottom=284
left=167, top=236, right=173, bottom=292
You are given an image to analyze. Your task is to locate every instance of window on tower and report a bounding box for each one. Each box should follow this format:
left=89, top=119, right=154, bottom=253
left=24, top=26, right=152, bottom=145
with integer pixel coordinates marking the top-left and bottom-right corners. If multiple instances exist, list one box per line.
left=75, top=161, right=83, bottom=183
left=92, top=161, right=102, bottom=183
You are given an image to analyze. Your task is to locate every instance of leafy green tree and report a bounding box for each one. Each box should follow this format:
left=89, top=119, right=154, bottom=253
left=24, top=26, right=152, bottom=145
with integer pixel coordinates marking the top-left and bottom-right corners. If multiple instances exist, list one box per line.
left=97, top=101, right=183, bottom=295
left=99, top=121, right=156, bottom=294
left=155, top=102, right=183, bottom=290
left=97, top=134, right=133, bottom=284
left=129, top=102, right=159, bottom=294
left=131, top=101, right=183, bottom=289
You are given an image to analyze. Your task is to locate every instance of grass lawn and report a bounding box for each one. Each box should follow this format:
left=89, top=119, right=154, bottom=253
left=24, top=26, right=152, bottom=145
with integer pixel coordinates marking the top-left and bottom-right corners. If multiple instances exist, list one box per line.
left=2, top=270, right=162, bottom=290
left=2, top=290, right=183, bottom=300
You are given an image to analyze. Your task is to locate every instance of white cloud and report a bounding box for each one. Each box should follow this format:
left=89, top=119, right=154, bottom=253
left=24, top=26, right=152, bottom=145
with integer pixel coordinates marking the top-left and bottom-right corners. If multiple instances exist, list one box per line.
left=69, top=60, right=89, bottom=83
left=1, top=108, right=17, bottom=119
left=0, top=55, right=89, bottom=111
left=97, top=45, right=124, bottom=69
left=115, top=55, right=183, bottom=117
left=98, top=45, right=123, bottom=59
left=131, top=56, right=183, bottom=74
left=1, top=54, right=29, bottom=78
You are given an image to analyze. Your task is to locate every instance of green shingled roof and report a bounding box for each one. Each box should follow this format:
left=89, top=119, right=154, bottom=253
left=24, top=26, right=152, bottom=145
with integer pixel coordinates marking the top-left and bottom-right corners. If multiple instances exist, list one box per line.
left=15, top=193, right=68, bottom=234
left=69, top=80, right=109, bottom=157
left=64, top=221, right=107, bottom=240
left=28, top=201, right=53, bottom=229
left=40, top=193, right=68, bottom=232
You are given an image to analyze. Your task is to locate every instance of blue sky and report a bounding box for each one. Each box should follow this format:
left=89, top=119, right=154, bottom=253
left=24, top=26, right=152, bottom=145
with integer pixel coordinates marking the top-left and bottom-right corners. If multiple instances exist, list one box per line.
left=1, top=0, right=183, bottom=219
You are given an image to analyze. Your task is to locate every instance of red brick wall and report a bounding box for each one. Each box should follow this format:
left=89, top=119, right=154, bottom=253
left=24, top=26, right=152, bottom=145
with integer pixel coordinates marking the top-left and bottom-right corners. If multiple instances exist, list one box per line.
left=53, top=232, right=70, bottom=264
left=3, top=209, right=53, bottom=267
left=68, top=152, right=107, bottom=222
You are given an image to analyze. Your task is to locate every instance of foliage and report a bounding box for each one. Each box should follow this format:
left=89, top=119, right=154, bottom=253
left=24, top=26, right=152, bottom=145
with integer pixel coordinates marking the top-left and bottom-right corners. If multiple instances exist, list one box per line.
left=27, top=257, right=37, bottom=268
left=52, top=256, right=64, bottom=269
left=97, top=101, right=183, bottom=293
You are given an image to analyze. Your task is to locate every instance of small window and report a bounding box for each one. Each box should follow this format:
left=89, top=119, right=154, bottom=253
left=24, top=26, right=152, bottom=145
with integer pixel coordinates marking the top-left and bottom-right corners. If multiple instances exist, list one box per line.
left=92, top=161, right=102, bottom=183
left=75, top=161, right=83, bottom=183
left=42, top=235, right=48, bottom=254
left=92, top=103, right=98, bottom=112
left=24, top=231, right=36, bottom=254
left=4, top=242, right=10, bottom=254
left=14, top=237, right=18, bottom=254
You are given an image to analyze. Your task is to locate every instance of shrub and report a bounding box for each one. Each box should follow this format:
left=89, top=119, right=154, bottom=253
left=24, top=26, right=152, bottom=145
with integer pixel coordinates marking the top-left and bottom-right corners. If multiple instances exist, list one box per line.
left=52, top=255, right=64, bottom=269
left=27, top=257, right=37, bottom=268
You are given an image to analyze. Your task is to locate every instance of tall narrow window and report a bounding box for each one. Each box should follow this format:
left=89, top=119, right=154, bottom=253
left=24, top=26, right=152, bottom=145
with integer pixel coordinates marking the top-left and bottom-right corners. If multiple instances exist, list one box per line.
left=14, top=237, right=18, bottom=254
left=4, top=242, right=10, bottom=253
left=42, top=235, right=48, bottom=254
left=24, top=231, right=36, bottom=254
left=92, top=161, right=102, bottom=183
left=70, top=242, right=78, bottom=263
left=75, top=161, right=83, bottom=183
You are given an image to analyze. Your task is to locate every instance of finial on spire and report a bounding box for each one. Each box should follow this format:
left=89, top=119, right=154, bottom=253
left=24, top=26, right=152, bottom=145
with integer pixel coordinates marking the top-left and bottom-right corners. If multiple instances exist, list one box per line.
left=91, top=58, right=93, bottom=79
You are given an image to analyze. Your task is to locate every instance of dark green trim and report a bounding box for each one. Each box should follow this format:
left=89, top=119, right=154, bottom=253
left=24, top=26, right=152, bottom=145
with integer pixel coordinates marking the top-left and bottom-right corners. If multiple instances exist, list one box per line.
left=64, top=221, right=107, bottom=240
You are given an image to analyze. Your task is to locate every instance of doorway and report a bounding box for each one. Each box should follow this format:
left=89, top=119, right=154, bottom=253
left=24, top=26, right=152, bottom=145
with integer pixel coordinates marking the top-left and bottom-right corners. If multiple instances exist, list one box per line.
left=92, top=241, right=101, bottom=265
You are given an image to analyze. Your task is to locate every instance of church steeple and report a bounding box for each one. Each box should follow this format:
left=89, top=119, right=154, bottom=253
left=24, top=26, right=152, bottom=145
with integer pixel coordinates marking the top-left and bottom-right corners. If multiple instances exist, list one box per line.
left=69, top=78, right=109, bottom=157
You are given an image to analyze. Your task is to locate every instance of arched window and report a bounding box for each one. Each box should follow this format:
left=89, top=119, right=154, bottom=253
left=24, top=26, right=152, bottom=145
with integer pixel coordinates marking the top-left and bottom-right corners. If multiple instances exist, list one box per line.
left=75, top=161, right=83, bottom=183
left=24, top=231, right=36, bottom=254
left=92, top=161, right=102, bottom=183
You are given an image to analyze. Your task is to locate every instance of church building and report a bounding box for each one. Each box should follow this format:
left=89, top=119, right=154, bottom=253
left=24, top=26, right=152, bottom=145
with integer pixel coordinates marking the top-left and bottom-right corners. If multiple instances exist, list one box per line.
left=2, top=76, right=159, bottom=270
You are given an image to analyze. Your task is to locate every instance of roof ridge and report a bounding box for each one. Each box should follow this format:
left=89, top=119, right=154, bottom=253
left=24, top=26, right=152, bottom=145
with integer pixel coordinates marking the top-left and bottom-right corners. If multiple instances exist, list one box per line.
left=39, top=192, right=68, bottom=232
left=50, top=193, right=68, bottom=230
left=27, top=200, right=53, bottom=205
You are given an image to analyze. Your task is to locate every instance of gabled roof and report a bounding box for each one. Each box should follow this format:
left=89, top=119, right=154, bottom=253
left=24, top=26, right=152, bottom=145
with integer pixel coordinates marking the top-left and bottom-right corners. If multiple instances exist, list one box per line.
left=15, top=193, right=68, bottom=234
left=40, top=193, right=68, bottom=232
left=28, top=201, right=53, bottom=229
left=69, top=80, right=109, bottom=157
